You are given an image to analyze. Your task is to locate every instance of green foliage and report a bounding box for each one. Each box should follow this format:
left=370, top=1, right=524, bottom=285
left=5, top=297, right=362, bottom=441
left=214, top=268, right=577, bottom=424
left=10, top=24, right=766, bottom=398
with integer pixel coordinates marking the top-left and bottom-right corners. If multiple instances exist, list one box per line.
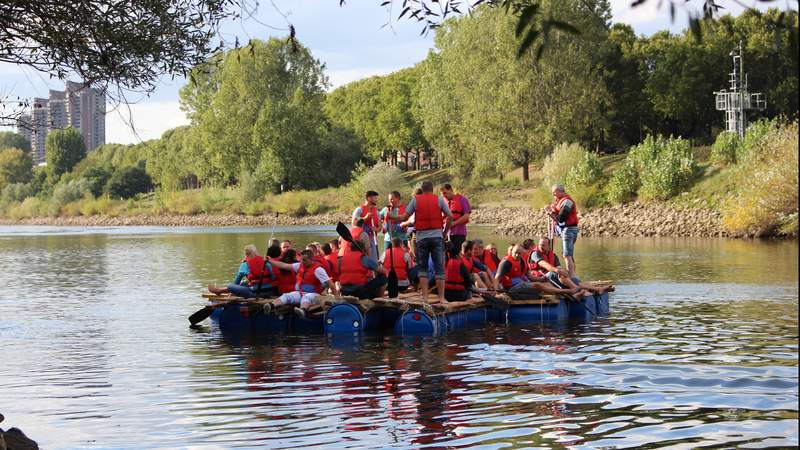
left=607, top=135, right=695, bottom=203
left=722, top=123, right=799, bottom=237
left=711, top=131, right=739, bottom=165
left=1, top=182, right=33, bottom=205
left=49, top=178, right=90, bottom=216
left=0, top=132, right=30, bottom=152
left=105, top=166, right=152, bottom=199
left=347, top=164, right=410, bottom=207
left=540, top=143, right=603, bottom=188
left=6, top=197, right=46, bottom=220
left=0, top=147, right=33, bottom=189
left=737, top=119, right=779, bottom=164
left=45, top=128, right=85, bottom=183
left=83, top=166, right=112, bottom=197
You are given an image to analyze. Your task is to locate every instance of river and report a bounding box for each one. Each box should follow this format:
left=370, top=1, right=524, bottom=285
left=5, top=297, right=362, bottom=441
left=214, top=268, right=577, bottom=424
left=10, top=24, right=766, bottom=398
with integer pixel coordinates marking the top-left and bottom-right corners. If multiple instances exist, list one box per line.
left=0, top=225, right=797, bottom=449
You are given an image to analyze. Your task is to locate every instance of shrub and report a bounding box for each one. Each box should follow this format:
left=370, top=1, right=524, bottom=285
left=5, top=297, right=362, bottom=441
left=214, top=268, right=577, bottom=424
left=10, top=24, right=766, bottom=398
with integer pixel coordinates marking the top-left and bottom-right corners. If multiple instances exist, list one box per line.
left=106, top=166, right=153, bottom=199
left=607, top=135, right=696, bottom=203
left=162, top=190, right=202, bottom=215
left=79, top=197, right=115, bottom=216
left=243, top=200, right=268, bottom=216
left=541, top=143, right=602, bottom=188
left=1, top=182, right=34, bottom=205
left=711, top=131, right=739, bottom=165
left=49, top=179, right=90, bottom=216
left=722, top=123, right=798, bottom=237
left=238, top=170, right=269, bottom=203
left=7, top=197, right=46, bottom=219
left=737, top=119, right=779, bottom=164
left=347, top=164, right=409, bottom=206
left=83, top=166, right=112, bottom=197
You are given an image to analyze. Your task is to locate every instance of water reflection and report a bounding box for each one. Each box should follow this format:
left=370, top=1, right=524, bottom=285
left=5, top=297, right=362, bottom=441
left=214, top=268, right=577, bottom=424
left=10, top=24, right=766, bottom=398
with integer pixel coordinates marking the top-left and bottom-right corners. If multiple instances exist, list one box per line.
left=0, top=227, right=796, bottom=449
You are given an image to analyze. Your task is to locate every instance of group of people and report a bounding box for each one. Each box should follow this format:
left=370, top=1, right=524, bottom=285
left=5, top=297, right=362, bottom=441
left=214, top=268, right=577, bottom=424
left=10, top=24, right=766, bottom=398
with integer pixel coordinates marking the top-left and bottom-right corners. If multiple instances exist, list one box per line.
left=208, top=181, right=607, bottom=318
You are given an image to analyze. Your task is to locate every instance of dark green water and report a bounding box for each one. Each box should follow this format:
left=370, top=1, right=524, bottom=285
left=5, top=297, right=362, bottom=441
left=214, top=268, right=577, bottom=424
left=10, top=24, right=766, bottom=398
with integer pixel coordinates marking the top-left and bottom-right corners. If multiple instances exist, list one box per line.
left=0, top=225, right=797, bottom=449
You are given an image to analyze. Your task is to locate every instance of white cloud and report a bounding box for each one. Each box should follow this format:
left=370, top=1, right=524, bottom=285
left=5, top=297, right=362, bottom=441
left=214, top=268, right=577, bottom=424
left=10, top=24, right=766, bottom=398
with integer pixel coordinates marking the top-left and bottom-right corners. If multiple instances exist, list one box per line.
left=105, top=101, right=188, bottom=144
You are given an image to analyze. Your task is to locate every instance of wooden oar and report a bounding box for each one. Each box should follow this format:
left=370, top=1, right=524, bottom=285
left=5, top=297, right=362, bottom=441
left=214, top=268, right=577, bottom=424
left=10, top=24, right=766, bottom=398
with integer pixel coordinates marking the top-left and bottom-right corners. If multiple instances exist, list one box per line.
left=188, top=299, right=232, bottom=325
left=387, top=246, right=399, bottom=298
left=336, top=222, right=367, bottom=254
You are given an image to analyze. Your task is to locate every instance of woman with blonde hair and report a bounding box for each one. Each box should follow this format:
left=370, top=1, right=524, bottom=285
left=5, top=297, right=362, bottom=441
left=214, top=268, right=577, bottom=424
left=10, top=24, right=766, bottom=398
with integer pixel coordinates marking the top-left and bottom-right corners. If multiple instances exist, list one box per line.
left=208, top=244, right=280, bottom=298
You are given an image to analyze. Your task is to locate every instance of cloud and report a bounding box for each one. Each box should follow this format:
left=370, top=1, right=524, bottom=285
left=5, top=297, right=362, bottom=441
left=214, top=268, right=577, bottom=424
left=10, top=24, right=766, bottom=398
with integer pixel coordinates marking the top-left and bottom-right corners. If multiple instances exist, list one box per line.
left=105, top=101, right=189, bottom=144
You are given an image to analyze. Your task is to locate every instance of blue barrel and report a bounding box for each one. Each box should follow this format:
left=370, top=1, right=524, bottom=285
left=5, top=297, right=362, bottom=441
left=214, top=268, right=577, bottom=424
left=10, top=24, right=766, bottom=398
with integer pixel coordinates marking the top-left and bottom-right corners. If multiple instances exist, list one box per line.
left=251, top=307, right=291, bottom=334
left=595, top=293, right=610, bottom=315
left=395, top=308, right=446, bottom=336
left=290, top=314, right=324, bottom=334
left=324, top=303, right=365, bottom=334
left=568, top=295, right=598, bottom=321
left=466, top=307, right=489, bottom=327
left=209, top=306, right=224, bottom=322
left=217, top=303, right=252, bottom=333
left=508, top=300, right=568, bottom=324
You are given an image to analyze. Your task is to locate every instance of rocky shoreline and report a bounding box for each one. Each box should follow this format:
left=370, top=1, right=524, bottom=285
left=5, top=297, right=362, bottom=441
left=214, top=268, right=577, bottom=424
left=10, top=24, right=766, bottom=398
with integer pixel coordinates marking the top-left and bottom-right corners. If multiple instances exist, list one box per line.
left=0, top=203, right=744, bottom=238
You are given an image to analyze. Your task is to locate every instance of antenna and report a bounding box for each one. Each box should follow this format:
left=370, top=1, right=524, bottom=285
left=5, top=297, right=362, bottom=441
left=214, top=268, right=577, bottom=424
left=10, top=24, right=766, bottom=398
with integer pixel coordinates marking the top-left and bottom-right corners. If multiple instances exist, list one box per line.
left=714, top=41, right=766, bottom=138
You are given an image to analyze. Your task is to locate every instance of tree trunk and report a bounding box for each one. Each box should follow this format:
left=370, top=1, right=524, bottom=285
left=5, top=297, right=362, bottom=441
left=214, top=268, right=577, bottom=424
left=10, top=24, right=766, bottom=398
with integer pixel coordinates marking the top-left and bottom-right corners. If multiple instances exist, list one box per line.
left=522, top=163, right=529, bottom=182
left=414, top=148, right=422, bottom=170
left=403, top=150, right=409, bottom=169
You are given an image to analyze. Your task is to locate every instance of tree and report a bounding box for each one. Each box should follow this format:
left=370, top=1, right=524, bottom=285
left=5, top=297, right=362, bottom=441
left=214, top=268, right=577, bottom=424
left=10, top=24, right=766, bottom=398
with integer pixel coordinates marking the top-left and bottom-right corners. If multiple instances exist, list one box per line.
left=106, top=166, right=153, bottom=199
left=0, top=148, right=33, bottom=189
left=0, top=0, right=241, bottom=125
left=45, top=128, right=86, bottom=183
left=0, top=132, right=31, bottom=152
left=83, top=167, right=112, bottom=197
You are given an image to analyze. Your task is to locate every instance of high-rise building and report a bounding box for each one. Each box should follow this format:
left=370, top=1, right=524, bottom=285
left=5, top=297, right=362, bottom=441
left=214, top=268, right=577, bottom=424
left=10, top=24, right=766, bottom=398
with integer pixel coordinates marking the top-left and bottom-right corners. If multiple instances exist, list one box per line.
left=16, top=81, right=106, bottom=165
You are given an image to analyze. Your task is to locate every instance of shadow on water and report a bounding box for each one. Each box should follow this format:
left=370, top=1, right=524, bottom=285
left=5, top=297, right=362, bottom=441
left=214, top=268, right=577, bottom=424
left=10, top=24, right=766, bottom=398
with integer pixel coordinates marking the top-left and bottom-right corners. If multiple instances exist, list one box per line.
left=0, top=226, right=797, bottom=449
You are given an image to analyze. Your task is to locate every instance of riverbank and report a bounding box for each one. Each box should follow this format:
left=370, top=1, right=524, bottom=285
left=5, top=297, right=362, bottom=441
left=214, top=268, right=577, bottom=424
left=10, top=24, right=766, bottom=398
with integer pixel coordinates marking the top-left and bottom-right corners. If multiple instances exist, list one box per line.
left=0, top=203, right=756, bottom=238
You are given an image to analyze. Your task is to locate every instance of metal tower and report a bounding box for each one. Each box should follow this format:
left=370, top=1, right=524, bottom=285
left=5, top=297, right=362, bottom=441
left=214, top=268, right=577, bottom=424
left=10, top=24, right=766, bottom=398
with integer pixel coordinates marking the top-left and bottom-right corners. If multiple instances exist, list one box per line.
left=714, top=42, right=766, bottom=137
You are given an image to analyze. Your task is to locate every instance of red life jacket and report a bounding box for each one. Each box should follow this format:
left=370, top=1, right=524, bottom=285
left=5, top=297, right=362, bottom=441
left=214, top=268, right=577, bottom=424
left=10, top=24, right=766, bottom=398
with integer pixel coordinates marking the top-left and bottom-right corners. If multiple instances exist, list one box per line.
left=552, top=194, right=579, bottom=226
left=460, top=255, right=474, bottom=273
left=272, top=257, right=296, bottom=294
left=357, top=203, right=380, bottom=232
left=245, top=256, right=274, bottom=287
left=481, top=249, right=499, bottom=273
left=339, top=250, right=369, bottom=285
left=343, top=226, right=364, bottom=253
left=384, top=203, right=407, bottom=235
left=295, top=263, right=324, bottom=293
left=414, top=193, right=443, bottom=231
left=529, top=246, right=558, bottom=277
left=382, top=248, right=408, bottom=281
left=445, top=258, right=466, bottom=291
left=314, top=255, right=334, bottom=278
left=500, top=256, right=526, bottom=289
left=448, top=194, right=469, bottom=225
left=522, top=248, right=534, bottom=270
left=324, top=253, right=339, bottom=281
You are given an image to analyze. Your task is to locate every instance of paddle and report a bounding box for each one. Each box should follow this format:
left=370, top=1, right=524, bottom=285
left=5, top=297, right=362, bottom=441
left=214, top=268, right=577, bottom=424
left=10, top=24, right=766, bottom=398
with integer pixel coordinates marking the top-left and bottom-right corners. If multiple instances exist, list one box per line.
left=387, top=245, right=399, bottom=298
left=188, top=300, right=231, bottom=325
left=256, top=212, right=279, bottom=296
left=336, top=221, right=367, bottom=254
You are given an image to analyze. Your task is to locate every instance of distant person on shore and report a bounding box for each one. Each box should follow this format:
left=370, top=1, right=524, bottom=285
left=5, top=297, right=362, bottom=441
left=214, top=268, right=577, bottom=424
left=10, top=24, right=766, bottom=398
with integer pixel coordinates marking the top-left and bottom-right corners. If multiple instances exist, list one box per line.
left=352, top=190, right=382, bottom=258
left=266, top=249, right=336, bottom=318
left=380, top=191, right=411, bottom=254
left=440, top=184, right=471, bottom=252
left=208, top=244, right=281, bottom=298
left=493, top=244, right=580, bottom=299
left=529, top=237, right=608, bottom=294
left=545, top=184, right=579, bottom=278
left=339, top=235, right=389, bottom=299
left=388, top=180, right=454, bottom=303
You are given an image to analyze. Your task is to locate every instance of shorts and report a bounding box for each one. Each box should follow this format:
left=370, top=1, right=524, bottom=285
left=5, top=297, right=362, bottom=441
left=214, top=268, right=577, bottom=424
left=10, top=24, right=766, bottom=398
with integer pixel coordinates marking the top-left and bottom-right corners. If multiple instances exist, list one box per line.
left=562, top=226, right=579, bottom=257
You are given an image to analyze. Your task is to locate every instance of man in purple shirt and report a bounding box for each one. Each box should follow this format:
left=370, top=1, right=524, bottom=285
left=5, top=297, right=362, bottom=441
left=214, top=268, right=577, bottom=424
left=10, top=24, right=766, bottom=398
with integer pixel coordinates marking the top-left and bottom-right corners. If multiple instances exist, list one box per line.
left=441, top=184, right=471, bottom=253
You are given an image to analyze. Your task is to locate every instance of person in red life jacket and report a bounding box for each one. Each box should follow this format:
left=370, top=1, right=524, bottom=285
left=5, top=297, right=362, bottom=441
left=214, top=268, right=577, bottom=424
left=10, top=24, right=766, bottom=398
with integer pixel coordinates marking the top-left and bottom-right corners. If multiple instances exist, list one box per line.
left=444, top=245, right=473, bottom=302
left=382, top=237, right=417, bottom=292
left=545, top=184, right=580, bottom=278
left=321, top=242, right=340, bottom=286
left=266, top=249, right=337, bottom=318
left=462, top=240, right=493, bottom=290
left=492, top=244, right=579, bottom=300
left=440, top=184, right=471, bottom=253
left=475, top=240, right=500, bottom=275
left=273, top=248, right=299, bottom=295
left=379, top=191, right=411, bottom=253
left=521, top=239, right=535, bottom=268
left=339, top=237, right=389, bottom=299
left=352, top=190, right=382, bottom=258
left=387, top=180, right=454, bottom=304
left=309, top=243, right=335, bottom=279
left=529, top=237, right=608, bottom=295
left=208, top=244, right=279, bottom=298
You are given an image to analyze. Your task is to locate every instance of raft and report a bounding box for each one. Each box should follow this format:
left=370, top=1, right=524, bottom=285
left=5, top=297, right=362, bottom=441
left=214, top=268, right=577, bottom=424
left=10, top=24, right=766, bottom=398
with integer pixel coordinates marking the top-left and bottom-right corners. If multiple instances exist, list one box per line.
left=197, top=282, right=613, bottom=336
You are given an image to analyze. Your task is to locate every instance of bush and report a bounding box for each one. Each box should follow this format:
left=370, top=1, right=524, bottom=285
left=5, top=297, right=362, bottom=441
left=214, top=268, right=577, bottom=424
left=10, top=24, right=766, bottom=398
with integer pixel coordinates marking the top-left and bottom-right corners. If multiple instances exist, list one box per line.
left=347, top=164, right=409, bottom=206
left=49, top=179, right=90, bottom=216
left=79, top=196, right=116, bottom=216
left=1, top=183, right=34, bottom=205
left=607, top=135, right=696, bottom=203
left=242, top=200, right=268, bottom=216
left=162, top=190, right=202, bottom=215
left=238, top=170, right=269, bottom=203
left=737, top=119, right=779, bottom=164
left=106, top=166, right=153, bottom=199
left=83, top=166, right=112, bottom=197
left=541, top=143, right=602, bottom=188
left=722, top=123, right=798, bottom=237
left=711, top=131, right=739, bottom=165
left=7, top=197, right=46, bottom=219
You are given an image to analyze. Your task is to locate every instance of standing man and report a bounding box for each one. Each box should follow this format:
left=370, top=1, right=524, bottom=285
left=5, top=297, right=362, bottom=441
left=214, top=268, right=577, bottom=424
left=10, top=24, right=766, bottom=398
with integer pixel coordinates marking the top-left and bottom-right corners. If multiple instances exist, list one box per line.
left=379, top=191, right=411, bottom=254
left=545, top=184, right=579, bottom=278
left=440, top=184, right=471, bottom=252
left=388, top=180, right=454, bottom=303
left=352, top=190, right=382, bottom=258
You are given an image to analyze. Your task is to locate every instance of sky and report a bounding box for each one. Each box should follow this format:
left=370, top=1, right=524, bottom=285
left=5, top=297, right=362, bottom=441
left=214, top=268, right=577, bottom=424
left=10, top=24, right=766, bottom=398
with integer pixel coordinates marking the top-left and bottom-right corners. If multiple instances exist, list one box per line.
left=0, top=0, right=786, bottom=144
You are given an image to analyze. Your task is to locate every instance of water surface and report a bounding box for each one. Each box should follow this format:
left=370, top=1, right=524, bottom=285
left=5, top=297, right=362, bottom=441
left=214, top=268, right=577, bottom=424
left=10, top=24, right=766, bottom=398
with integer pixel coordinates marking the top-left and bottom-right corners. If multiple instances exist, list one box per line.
left=0, top=225, right=797, bottom=449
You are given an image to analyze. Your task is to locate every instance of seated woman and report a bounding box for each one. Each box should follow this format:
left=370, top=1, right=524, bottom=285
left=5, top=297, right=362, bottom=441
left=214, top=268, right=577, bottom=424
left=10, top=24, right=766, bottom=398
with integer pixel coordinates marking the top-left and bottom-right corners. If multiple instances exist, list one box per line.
left=382, top=237, right=417, bottom=292
left=444, top=245, right=473, bottom=302
left=463, top=240, right=493, bottom=290
left=208, top=245, right=281, bottom=298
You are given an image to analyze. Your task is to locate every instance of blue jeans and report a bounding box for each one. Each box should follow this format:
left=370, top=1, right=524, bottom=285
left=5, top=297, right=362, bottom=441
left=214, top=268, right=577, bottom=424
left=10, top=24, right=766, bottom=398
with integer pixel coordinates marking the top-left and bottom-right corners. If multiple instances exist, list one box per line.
left=562, top=226, right=579, bottom=257
left=227, top=283, right=273, bottom=299
left=415, top=237, right=445, bottom=280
